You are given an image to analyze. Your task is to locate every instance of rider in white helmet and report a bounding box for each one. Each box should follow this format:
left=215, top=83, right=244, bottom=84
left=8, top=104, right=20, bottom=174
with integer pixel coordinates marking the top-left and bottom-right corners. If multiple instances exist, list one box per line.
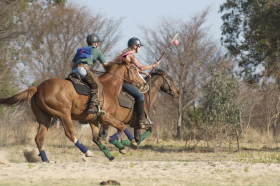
left=117, top=37, right=160, bottom=127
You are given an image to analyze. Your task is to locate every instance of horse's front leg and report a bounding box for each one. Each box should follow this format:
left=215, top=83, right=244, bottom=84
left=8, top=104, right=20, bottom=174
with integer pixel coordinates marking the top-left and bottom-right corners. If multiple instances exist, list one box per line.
left=121, top=126, right=152, bottom=147
left=102, top=113, right=138, bottom=150
left=89, top=121, right=115, bottom=160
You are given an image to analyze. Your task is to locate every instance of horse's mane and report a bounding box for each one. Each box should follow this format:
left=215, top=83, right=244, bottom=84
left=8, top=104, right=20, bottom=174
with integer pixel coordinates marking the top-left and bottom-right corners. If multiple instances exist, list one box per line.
left=145, top=69, right=167, bottom=81
left=99, top=59, right=124, bottom=78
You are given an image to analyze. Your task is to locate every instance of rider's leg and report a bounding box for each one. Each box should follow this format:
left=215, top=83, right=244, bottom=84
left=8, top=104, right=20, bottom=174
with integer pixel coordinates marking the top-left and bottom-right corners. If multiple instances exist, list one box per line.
left=84, top=71, right=105, bottom=116
left=72, top=64, right=105, bottom=116
left=122, top=83, right=149, bottom=126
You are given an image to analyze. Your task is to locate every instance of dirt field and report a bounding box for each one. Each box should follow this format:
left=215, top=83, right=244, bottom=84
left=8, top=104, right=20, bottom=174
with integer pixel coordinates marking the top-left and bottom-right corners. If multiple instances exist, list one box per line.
left=1, top=138, right=280, bottom=186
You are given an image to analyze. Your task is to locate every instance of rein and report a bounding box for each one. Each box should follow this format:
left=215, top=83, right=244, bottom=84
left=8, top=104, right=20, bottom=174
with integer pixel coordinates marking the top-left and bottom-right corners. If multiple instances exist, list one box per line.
left=92, top=65, right=133, bottom=83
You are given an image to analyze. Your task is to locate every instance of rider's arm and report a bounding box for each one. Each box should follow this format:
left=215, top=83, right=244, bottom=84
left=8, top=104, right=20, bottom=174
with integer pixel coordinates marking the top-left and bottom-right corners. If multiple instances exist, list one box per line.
left=97, top=50, right=106, bottom=64
left=139, top=70, right=150, bottom=77
left=127, top=54, right=160, bottom=71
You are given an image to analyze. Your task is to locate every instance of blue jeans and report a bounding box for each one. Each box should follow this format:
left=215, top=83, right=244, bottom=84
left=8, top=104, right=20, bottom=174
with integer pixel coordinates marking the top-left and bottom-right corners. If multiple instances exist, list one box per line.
left=72, top=66, right=88, bottom=79
left=122, top=82, right=145, bottom=102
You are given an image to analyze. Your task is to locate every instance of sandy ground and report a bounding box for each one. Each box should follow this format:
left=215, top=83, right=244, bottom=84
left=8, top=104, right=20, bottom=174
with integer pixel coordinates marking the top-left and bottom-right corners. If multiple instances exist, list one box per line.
left=1, top=160, right=280, bottom=186
left=1, top=144, right=280, bottom=186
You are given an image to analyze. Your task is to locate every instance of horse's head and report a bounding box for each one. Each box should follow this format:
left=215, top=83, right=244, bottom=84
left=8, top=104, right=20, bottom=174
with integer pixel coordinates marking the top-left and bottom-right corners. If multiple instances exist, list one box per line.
left=150, top=69, right=180, bottom=98
left=121, top=59, right=149, bottom=93
left=102, top=60, right=149, bottom=93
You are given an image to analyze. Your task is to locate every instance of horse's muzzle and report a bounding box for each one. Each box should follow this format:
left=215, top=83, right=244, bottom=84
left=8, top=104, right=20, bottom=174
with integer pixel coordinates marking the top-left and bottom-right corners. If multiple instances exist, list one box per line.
left=170, top=90, right=180, bottom=98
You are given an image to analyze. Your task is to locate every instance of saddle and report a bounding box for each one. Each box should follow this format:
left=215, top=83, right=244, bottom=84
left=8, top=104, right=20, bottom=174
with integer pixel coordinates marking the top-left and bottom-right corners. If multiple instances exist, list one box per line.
left=66, top=76, right=135, bottom=109
left=66, top=77, right=91, bottom=96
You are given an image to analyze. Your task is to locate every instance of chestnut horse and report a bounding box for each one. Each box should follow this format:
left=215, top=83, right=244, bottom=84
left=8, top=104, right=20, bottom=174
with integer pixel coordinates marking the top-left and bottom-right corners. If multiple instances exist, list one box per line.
left=0, top=59, right=148, bottom=162
left=92, top=69, right=180, bottom=156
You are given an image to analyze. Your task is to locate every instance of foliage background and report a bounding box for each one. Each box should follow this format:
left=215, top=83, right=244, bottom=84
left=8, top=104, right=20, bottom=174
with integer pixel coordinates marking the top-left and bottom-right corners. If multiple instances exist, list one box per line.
left=1, top=0, right=280, bottom=151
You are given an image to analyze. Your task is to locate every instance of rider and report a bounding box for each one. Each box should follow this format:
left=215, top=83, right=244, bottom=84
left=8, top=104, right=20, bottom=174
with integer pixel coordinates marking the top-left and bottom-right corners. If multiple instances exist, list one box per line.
left=117, top=37, right=160, bottom=126
left=70, top=33, right=107, bottom=116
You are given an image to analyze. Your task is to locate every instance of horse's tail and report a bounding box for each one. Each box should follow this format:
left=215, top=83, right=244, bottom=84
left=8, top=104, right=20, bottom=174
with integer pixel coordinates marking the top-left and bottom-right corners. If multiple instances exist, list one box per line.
left=0, top=86, right=38, bottom=106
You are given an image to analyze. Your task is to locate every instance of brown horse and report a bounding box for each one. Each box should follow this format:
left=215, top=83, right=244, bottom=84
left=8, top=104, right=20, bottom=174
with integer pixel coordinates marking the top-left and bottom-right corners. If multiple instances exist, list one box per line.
left=0, top=59, right=148, bottom=161
left=95, top=69, right=180, bottom=155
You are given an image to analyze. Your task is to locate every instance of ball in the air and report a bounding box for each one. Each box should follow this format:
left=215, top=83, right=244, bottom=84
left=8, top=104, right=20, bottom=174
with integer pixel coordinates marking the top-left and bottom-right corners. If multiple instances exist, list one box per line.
left=173, top=40, right=179, bottom=45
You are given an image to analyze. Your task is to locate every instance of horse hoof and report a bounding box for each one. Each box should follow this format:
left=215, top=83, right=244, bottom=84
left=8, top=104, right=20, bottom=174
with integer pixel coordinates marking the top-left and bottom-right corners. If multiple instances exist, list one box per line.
left=119, top=147, right=126, bottom=154
left=85, top=151, right=94, bottom=157
left=130, top=141, right=138, bottom=150
left=109, top=156, right=115, bottom=161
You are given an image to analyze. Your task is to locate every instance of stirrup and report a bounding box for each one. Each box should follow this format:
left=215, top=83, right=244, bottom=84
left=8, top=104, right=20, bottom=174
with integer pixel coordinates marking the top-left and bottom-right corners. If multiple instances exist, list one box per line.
left=88, top=105, right=106, bottom=116
left=139, top=116, right=153, bottom=125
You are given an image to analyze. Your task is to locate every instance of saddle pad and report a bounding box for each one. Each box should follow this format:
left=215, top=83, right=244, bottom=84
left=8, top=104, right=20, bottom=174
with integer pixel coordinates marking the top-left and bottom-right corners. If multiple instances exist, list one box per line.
left=67, top=78, right=90, bottom=96
left=67, top=78, right=134, bottom=107
left=118, top=91, right=135, bottom=108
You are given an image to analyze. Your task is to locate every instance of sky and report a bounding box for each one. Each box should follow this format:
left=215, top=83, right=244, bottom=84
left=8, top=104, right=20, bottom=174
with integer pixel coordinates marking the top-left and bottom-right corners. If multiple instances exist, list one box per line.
left=68, top=0, right=226, bottom=60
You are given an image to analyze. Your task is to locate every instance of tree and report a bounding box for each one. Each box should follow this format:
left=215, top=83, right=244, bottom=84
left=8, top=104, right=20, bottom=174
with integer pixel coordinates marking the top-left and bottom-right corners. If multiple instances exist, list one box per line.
left=0, top=0, right=30, bottom=96
left=17, top=1, right=121, bottom=85
left=220, top=0, right=280, bottom=82
left=200, top=66, right=241, bottom=149
left=141, top=9, right=229, bottom=138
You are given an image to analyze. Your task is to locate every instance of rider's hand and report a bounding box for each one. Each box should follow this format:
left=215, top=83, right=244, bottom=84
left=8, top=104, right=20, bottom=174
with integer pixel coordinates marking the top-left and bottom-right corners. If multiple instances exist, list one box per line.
left=153, top=60, right=160, bottom=68
left=143, top=71, right=151, bottom=77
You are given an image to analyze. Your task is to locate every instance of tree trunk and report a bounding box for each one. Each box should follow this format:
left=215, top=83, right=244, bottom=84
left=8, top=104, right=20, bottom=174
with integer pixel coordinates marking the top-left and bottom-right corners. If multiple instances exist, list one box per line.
left=177, top=97, right=183, bottom=139
left=273, top=121, right=277, bottom=142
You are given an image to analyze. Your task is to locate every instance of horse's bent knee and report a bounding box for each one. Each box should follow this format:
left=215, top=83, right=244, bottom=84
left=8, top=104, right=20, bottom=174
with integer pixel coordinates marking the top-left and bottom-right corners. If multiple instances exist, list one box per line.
left=65, top=131, right=76, bottom=142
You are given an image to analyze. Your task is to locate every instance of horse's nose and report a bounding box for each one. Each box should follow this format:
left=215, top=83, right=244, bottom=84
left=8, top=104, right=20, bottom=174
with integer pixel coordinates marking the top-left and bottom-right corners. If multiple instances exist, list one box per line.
left=174, top=91, right=180, bottom=98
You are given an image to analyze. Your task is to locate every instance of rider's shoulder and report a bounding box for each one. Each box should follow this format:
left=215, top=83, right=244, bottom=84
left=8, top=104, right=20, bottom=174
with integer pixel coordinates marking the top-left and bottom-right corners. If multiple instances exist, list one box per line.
left=127, top=53, right=136, bottom=58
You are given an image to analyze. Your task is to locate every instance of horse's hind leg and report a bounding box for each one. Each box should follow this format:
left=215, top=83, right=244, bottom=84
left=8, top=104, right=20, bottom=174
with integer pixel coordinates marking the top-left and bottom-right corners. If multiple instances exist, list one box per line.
left=31, top=101, right=52, bottom=162
left=59, top=115, right=93, bottom=157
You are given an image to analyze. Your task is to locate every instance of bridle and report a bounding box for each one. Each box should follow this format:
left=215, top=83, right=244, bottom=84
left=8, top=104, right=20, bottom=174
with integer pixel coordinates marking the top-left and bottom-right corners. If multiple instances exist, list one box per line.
left=150, top=74, right=177, bottom=97
left=93, top=62, right=149, bottom=93
left=93, top=63, right=137, bottom=83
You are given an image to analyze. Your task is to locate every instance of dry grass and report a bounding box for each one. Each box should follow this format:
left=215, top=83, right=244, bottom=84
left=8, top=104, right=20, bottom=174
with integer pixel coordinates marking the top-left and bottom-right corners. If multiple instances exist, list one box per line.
left=1, top=139, right=280, bottom=186
left=1, top=123, right=280, bottom=185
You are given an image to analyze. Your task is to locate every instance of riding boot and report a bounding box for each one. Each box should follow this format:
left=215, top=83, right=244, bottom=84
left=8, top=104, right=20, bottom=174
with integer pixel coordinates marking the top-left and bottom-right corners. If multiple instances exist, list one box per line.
left=84, top=74, right=106, bottom=116
left=136, top=100, right=150, bottom=126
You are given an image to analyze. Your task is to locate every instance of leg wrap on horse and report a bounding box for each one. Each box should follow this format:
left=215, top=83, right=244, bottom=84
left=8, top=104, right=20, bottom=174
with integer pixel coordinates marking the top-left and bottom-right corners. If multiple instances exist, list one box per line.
left=140, top=130, right=151, bottom=142
left=39, top=150, right=49, bottom=162
left=122, top=129, right=152, bottom=146
left=98, top=143, right=115, bottom=160
left=110, top=132, right=121, bottom=142
left=121, top=140, right=132, bottom=146
left=110, top=140, right=125, bottom=149
left=75, top=140, right=89, bottom=154
left=124, top=128, right=135, bottom=141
